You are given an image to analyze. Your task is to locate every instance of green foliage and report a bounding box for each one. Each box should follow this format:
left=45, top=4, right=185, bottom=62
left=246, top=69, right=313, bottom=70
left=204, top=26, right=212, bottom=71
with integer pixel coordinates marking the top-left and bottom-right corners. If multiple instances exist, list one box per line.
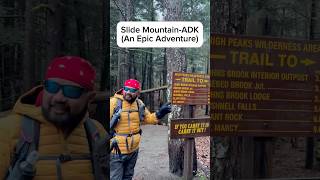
left=182, top=0, right=210, bottom=73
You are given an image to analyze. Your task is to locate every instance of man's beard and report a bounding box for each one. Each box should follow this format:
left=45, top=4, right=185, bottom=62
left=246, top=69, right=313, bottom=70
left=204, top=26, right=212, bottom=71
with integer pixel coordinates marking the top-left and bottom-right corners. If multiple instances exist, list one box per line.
left=124, top=93, right=137, bottom=103
left=42, top=104, right=87, bottom=128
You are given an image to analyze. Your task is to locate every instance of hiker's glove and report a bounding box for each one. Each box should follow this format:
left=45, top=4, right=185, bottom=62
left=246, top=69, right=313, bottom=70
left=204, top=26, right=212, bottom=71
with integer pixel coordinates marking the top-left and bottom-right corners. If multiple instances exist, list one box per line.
left=156, top=103, right=172, bottom=119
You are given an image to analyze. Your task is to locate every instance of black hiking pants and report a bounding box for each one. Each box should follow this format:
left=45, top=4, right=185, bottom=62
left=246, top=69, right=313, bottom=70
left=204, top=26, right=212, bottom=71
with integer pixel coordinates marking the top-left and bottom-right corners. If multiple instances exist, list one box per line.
left=110, top=149, right=139, bottom=180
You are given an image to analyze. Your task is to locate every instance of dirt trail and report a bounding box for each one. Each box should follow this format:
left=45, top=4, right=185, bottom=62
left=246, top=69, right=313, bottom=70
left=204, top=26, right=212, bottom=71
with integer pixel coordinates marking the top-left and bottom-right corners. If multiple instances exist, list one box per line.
left=133, top=125, right=181, bottom=180
left=133, top=124, right=209, bottom=180
left=132, top=125, right=320, bottom=179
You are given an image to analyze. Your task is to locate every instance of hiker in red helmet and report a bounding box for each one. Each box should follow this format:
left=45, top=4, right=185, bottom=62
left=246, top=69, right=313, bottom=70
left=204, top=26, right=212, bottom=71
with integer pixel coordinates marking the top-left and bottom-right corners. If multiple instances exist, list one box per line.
left=0, top=56, right=107, bottom=179
left=110, top=79, right=171, bottom=180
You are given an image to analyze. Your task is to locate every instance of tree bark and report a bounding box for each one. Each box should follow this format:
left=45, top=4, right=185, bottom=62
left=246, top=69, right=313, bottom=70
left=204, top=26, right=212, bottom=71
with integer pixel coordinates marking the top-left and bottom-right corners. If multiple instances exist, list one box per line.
left=75, top=12, right=86, bottom=58
left=309, top=0, right=320, bottom=169
left=117, top=0, right=132, bottom=88
left=162, top=48, right=167, bottom=103
left=47, top=0, right=65, bottom=62
left=211, top=0, right=248, bottom=179
left=141, top=52, right=147, bottom=90
left=164, top=0, right=197, bottom=177
left=94, top=0, right=109, bottom=128
left=99, top=0, right=109, bottom=91
left=148, top=48, right=154, bottom=110
left=23, top=0, right=35, bottom=91
left=148, top=2, right=155, bottom=110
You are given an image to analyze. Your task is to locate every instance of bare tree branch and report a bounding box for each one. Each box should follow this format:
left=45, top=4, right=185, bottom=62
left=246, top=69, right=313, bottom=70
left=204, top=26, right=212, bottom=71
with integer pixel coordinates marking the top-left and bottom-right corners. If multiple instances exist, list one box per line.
left=112, top=0, right=126, bottom=19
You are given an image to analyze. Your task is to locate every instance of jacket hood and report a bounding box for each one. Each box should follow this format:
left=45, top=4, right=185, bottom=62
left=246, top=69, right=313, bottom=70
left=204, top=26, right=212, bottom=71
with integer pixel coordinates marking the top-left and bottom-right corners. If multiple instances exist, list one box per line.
left=13, top=86, right=47, bottom=124
left=114, top=89, right=124, bottom=100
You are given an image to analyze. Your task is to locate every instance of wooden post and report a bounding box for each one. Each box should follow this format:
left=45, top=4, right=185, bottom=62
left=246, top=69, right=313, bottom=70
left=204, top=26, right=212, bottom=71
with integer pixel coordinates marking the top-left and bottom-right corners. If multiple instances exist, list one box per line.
left=183, top=138, right=194, bottom=180
left=254, top=137, right=273, bottom=178
left=306, top=137, right=314, bottom=169
left=306, top=0, right=316, bottom=170
left=183, top=105, right=194, bottom=180
left=240, top=137, right=254, bottom=178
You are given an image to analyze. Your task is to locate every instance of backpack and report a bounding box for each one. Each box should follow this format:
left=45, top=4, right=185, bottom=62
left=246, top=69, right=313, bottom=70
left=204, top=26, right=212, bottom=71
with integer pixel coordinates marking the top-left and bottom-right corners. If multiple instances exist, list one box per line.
left=109, top=98, right=145, bottom=155
left=5, top=116, right=107, bottom=180
left=111, top=97, right=145, bottom=132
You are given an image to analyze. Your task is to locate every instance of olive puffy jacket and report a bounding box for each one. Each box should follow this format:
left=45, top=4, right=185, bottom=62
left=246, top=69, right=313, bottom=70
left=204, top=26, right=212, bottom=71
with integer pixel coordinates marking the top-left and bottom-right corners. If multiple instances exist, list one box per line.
left=0, top=86, right=106, bottom=180
left=110, top=91, right=158, bottom=154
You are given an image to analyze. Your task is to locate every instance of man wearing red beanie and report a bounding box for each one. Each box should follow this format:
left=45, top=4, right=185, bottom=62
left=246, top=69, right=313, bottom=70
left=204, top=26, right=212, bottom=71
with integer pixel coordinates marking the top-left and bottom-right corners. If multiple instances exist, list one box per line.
left=110, top=79, right=171, bottom=180
left=0, top=56, right=107, bottom=179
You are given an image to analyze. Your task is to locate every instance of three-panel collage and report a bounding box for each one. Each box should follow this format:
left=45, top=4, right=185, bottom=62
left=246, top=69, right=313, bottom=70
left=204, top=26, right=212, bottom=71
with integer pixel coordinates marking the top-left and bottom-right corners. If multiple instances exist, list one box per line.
left=0, top=0, right=319, bottom=179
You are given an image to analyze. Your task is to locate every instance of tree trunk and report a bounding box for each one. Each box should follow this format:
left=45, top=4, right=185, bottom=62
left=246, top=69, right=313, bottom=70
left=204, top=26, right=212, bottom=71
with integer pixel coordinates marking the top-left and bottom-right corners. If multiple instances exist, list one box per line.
left=165, top=0, right=196, bottom=176
left=117, top=50, right=129, bottom=89
left=117, top=0, right=132, bottom=88
left=23, top=0, right=35, bottom=91
left=166, top=28, right=186, bottom=178
left=140, top=52, right=147, bottom=102
left=148, top=49, right=154, bottom=110
left=0, top=46, right=3, bottom=111
left=76, top=13, right=86, bottom=58
left=99, top=0, right=109, bottom=91
left=310, top=0, right=320, bottom=169
left=162, top=49, right=167, bottom=104
left=141, top=52, right=147, bottom=90
left=129, top=51, right=136, bottom=78
left=211, top=0, right=248, bottom=179
left=148, top=2, right=155, bottom=110
left=95, top=0, right=109, bottom=128
left=47, top=0, right=65, bottom=62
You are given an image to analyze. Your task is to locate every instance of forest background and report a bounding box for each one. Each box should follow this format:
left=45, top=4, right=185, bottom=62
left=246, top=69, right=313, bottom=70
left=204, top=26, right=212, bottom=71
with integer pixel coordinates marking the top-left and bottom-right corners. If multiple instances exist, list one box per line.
left=1, top=0, right=320, bottom=179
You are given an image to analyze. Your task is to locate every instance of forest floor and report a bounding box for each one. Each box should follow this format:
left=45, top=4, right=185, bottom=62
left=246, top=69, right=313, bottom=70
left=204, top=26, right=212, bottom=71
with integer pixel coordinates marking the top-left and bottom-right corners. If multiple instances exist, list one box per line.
left=272, top=137, right=320, bottom=178
left=132, top=125, right=320, bottom=180
left=133, top=125, right=210, bottom=180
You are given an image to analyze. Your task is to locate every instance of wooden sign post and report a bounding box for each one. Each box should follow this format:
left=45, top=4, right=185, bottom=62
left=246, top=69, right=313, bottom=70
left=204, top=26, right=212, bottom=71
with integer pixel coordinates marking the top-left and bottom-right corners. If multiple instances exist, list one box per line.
left=211, top=33, right=320, bottom=177
left=211, top=33, right=319, bottom=136
left=171, top=117, right=210, bottom=180
left=172, top=72, right=210, bottom=105
left=171, top=72, right=210, bottom=180
left=170, top=118, right=210, bottom=139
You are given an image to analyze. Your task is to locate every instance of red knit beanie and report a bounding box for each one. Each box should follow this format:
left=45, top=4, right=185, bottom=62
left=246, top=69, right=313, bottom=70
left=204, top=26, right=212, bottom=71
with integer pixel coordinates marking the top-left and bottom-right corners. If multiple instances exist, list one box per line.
left=45, top=56, right=96, bottom=90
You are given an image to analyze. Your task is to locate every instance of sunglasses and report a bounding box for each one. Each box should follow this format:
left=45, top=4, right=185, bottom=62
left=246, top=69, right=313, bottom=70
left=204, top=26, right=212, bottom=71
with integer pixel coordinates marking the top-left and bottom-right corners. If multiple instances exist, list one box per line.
left=124, top=86, right=138, bottom=93
left=44, top=80, right=86, bottom=99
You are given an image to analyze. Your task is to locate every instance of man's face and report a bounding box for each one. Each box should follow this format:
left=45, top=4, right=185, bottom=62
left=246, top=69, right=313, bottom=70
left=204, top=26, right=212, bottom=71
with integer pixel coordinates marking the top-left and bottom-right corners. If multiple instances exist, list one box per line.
left=123, top=86, right=139, bottom=103
left=42, top=78, right=95, bottom=126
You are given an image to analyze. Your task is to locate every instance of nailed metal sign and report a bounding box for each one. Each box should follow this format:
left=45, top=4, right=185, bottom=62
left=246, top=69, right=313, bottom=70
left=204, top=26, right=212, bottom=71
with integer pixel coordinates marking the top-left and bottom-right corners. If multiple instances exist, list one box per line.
left=170, top=118, right=210, bottom=139
left=172, top=72, right=209, bottom=105
left=211, top=33, right=320, bottom=136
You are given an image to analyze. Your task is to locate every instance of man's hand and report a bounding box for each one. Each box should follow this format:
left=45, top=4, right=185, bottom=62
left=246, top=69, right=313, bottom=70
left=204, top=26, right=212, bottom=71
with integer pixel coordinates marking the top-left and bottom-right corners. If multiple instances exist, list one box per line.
left=156, top=102, right=172, bottom=119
